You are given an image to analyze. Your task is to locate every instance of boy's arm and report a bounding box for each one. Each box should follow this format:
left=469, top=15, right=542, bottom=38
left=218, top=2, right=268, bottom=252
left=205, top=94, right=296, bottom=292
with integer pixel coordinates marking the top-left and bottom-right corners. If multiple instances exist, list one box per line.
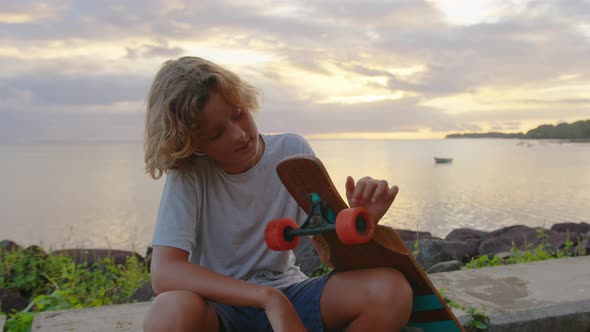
left=311, top=235, right=333, bottom=268
left=151, top=245, right=305, bottom=332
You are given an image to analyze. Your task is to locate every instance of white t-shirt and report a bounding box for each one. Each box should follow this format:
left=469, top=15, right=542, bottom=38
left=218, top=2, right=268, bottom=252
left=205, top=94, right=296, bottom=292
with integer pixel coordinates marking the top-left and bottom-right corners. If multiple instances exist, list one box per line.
left=152, top=133, right=314, bottom=289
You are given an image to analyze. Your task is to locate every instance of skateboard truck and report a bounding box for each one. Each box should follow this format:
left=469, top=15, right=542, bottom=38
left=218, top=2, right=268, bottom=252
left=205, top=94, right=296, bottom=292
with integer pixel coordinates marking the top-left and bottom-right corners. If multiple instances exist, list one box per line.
left=284, top=193, right=338, bottom=240
left=264, top=193, right=375, bottom=251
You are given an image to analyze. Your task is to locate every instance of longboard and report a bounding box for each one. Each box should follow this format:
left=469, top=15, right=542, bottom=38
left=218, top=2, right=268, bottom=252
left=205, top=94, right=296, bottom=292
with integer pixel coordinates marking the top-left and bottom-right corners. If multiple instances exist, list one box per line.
left=266, top=155, right=465, bottom=332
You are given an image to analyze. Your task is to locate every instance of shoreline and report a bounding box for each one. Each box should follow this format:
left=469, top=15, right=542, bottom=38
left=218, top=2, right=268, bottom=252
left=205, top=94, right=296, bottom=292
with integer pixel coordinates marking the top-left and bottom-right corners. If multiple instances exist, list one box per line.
left=1, top=221, right=588, bottom=326
left=3, top=221, right=589, bottom=258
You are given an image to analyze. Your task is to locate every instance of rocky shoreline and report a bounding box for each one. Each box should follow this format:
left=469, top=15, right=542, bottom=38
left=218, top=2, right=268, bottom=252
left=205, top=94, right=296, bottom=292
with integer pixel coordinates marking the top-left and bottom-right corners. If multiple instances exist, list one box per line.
left=1, top=222, right=589, bottom=317
left=293, top=222, right=590, bottom=275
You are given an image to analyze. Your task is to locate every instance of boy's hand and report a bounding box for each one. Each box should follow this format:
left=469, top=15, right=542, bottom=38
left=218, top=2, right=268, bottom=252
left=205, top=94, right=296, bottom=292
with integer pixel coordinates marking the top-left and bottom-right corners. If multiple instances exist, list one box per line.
left=345, top=176, right=399, bottom=224
left=264, top=288, right=307, bottom=332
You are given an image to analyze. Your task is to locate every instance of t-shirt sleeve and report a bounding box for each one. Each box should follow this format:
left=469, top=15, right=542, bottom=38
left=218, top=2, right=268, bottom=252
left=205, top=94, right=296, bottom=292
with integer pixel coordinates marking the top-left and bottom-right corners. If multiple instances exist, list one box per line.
left=301, top=136, right=315, bottom=155
left=151, top=170, right=198, bottom=254
left=290, top=133, right=316, bottom=156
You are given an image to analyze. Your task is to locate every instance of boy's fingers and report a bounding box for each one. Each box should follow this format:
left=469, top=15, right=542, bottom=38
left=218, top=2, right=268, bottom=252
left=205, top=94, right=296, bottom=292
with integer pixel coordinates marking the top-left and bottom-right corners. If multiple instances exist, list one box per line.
left=361, top=180, right=378, bottom=202
left=351, top=182, right=364, bottom=204
left=388, top=185, right=399, bottom=199
left=348, top=176, right=399, bottom=205
left=372, top=180, right=389, bottom=202
left=351, top=177, right=371, bottom=204
left=345, top=176, right=355, bottom=199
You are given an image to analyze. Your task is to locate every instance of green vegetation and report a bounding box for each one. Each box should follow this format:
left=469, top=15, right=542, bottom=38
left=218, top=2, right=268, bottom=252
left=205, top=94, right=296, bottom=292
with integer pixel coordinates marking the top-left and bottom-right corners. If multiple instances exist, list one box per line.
left=464, top=229, right=585, bottom=270
left=310, top=263, right=333, bottom=278
left=446, top=119, right=590, bottom=140
left=1, top=228, right=585, bottom=331
left=0, top=247, right=150, bottom=332
left=439, top=288, right=489, bottom=330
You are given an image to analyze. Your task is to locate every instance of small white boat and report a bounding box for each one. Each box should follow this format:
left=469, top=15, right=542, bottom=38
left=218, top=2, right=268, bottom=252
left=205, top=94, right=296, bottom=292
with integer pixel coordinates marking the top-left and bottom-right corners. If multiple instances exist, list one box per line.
left=434, top=157, right=453, bottom=163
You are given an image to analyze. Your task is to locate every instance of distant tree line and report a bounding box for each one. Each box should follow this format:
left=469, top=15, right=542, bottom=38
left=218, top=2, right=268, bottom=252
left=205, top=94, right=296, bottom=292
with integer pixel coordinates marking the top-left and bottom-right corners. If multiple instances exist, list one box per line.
left=446, top=119, right=590, bottom=140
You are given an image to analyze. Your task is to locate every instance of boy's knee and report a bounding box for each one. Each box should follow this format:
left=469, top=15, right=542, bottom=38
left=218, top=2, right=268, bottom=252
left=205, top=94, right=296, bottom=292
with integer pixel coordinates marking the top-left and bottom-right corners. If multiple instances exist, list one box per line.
left=143, top=290, right=211, bottom=331
left=370, top=268, right=413, bottom=307
left=370, top=269, right=413, bottom=326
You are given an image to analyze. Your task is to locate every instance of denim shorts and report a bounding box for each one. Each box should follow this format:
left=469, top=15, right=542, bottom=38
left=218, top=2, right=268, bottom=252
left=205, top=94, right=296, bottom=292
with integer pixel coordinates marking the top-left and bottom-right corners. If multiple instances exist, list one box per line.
left=211, top=272, right=334, bottom=332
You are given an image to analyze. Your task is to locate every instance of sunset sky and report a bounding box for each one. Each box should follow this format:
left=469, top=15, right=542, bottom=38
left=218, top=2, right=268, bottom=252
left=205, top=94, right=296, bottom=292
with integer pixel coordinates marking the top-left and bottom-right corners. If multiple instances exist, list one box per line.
left=1, top=0, right=589, bottom=141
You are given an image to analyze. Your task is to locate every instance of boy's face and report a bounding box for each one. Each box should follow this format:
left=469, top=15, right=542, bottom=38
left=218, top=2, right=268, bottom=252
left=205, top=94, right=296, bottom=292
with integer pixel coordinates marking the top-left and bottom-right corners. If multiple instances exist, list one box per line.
left=197, top=91, right=264, bottom=174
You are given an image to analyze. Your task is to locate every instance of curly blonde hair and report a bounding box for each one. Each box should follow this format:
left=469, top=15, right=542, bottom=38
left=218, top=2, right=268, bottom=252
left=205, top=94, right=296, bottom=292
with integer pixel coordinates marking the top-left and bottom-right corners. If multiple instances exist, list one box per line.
left=144, top=56, right=261, bottom=179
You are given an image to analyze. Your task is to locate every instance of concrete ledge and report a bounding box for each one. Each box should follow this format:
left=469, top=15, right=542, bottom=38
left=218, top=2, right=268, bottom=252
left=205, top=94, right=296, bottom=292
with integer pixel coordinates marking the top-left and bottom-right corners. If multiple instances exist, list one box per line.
left=29, top=256, right=590, bottom=331
left=31, top=302, right=151, bottom=332
left=1, top=315, right=5, bottom=331
left=430, top=255, right=590, bottom=331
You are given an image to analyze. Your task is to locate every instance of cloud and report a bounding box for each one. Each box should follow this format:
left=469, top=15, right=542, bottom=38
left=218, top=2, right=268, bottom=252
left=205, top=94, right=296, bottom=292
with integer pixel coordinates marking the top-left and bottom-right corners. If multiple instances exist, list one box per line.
left=126, top=42, right=185, bottom=59
left=0, top=72, right=150, bottom=106
left=257, top=97, right=477, bottom=135
left=0, top=0, right=588, bottom=141
left=0, top=108, right=144, bottom=143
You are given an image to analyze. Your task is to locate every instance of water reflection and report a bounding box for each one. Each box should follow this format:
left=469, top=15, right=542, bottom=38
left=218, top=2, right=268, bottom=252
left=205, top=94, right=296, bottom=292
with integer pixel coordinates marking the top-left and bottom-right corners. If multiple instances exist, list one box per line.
left=310, top=139, right=590, bottom=238
left=0, top=139, right=588, bottom=253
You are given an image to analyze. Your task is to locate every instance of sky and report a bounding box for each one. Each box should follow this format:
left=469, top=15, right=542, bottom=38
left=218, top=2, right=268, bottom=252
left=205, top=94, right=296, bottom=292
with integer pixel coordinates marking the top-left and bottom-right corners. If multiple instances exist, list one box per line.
left=0, top=0, right=589, bottom=141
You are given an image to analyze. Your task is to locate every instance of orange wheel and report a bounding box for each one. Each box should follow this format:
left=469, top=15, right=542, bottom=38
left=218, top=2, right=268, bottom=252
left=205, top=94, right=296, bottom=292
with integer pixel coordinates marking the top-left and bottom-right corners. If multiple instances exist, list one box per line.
left=264, top=218, right=300, bottom=251
left=335, top=207, right=374, bottom=244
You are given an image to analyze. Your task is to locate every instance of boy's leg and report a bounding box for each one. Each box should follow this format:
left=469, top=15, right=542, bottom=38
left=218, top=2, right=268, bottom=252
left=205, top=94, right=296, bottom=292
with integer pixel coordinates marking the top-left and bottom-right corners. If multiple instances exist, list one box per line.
left=282, top=272, right=335, bottom=331
left=320, top=268, right=413, bottom=332
left=143, top=290, right=219, bottom=331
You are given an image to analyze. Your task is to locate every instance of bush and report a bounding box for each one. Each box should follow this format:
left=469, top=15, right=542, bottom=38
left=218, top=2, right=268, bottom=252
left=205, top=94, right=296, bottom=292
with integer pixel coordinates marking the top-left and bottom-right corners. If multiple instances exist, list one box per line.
left=1, top=247, right=150, bottom=332
left=464, top=230, right=584, bottom=269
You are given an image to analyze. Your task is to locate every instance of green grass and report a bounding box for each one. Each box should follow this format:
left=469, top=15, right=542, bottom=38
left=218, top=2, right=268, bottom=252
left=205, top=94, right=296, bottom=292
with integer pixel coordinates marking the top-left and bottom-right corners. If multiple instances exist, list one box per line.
left=439, top=288, right=489, bottom=330
left=0, top=247, right=150, bottom=332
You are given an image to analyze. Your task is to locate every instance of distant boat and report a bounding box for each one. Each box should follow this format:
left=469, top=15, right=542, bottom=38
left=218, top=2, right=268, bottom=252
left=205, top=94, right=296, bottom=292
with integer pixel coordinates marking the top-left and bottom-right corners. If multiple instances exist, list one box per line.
left=434, top=157, right=453, bottom=164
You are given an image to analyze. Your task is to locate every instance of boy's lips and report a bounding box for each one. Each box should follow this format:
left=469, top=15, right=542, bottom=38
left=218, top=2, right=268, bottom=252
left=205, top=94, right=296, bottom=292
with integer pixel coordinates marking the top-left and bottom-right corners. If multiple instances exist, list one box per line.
left=235, top=137, right=252, bottom=152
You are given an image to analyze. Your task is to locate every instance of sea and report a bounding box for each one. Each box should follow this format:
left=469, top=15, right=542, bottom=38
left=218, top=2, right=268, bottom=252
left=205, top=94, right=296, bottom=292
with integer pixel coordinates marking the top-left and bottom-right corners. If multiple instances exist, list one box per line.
left=1, top=138, right=589, bottom=255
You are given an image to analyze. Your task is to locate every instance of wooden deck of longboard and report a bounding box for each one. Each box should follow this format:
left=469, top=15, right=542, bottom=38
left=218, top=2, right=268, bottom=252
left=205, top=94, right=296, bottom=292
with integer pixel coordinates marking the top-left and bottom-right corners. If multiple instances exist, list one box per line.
left=277, top=155, right=465, bottom=332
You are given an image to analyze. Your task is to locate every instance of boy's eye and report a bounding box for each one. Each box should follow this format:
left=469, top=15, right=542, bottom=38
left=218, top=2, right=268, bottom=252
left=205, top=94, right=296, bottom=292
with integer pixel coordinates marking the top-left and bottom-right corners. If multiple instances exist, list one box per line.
left=210, top=130, right=222, bottom=141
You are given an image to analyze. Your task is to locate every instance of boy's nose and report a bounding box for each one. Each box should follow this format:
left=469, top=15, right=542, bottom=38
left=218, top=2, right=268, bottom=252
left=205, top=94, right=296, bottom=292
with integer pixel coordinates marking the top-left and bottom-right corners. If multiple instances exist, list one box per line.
left=228, top=122, right=246, bottom=141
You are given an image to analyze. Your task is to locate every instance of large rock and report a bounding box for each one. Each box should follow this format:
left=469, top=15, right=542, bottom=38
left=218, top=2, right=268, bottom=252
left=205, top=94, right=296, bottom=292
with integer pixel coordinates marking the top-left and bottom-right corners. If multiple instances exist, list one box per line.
left=550, top=222, right=590, bottom=235
left=445, top=228, right=489, bottom=243
left=0, top=288, right=29, bottom=314
left=127, top=281, right=155, bottom=303
left=426, top=260, right=462, bottom=274
left=412, top=239, right=479, bottom=271
left=479, top=237, right=513, bottom=256
left=0, top=240, right=21, bottom=253
left=489, top=225, right=532, bottom=238
left=23, top=245, right=47, bottom=259
left=51, top=249, right=144, bottom=265
left=488, top=225, right=572, bottom=252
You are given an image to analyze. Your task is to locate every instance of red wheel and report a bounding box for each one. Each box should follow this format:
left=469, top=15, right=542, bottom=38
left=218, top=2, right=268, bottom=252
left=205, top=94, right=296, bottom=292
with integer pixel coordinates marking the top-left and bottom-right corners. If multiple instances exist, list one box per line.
left=264, top=218, right=300, bottom=251
left=335, top=207, right=374, bottom=244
